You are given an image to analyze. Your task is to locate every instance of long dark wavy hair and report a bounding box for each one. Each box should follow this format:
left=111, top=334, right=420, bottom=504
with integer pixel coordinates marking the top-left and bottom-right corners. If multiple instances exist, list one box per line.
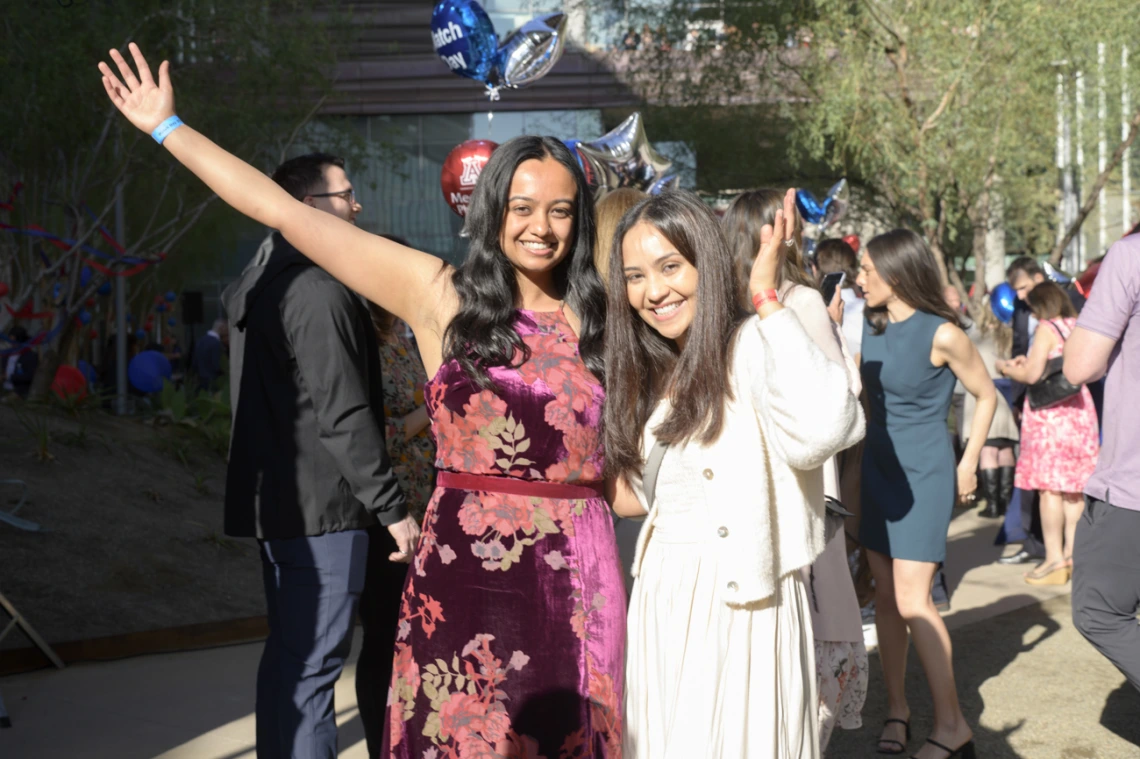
left=604, top=190, right=748, bottom=482
left=865, top=228, right=964, bottom=334
left=444, top=136, right=606, bottom=388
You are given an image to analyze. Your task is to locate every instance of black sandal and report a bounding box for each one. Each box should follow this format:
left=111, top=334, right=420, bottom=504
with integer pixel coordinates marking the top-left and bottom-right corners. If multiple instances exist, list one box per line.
left=911, top=737, right=977, bottom=759
left=877, top=718, right=911, bottom=755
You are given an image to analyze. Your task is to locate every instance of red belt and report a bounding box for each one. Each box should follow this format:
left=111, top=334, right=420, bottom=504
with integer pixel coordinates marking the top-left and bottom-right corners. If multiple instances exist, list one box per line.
left=436, top=471, right=603, bottom=500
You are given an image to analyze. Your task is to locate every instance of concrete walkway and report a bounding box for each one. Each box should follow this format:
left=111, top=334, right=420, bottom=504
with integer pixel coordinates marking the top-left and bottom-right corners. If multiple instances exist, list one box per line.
left=1, top=508, right=1135, bottom=758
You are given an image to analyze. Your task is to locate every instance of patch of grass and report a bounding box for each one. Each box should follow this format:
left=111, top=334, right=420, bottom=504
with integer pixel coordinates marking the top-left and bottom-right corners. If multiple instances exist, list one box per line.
left=56, top=423, right=89, bottom=449
left=142, top=488, right=162, bottom=503
left=16, top=410, right=54, bottom=463
left=193, top=473, right=210, bottom=496
left=202, top=528, right=246, bottom=553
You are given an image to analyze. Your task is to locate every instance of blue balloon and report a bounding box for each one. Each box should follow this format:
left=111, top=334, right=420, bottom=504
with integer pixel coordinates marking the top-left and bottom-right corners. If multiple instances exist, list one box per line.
left=795, top=189, right=826, bottom=224
left=78, top=310, right=93, bottom=325
left=155, top=303, right=167, bottom=313
left=80, top=266, right=93, bottom=288
left=431, top=1, right=498, bottom=83
left=167, top=317, right=177, bottom=327
left=990, top=282, right=1016, bottom=324
left=77, top=360, right=97, bottom=387
left=126, top=314, right=134, bottom=324
left=164, top=290, right=177, bottom=303
left=128, top=350, right=172, bottom=394
left=98, top=281, right=112, bottom=296
left=134, top=328, right=146, bottom=340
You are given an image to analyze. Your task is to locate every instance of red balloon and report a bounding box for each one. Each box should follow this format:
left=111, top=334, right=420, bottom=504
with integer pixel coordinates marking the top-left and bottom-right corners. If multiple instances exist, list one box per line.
left=0, top=282, right=9, bottom=298
left=154, top=294, right=165, bottom=305
left=440, top=139, right=498, bottom=218
left=88, top=328, right=99, bottom=340
left=842, top=234, right=861, bottom=254
left=52, top=365, right=88, bottom=402
left=86, top=298, right=96, bottom=308
left=162, top=335, right=172, bottom=346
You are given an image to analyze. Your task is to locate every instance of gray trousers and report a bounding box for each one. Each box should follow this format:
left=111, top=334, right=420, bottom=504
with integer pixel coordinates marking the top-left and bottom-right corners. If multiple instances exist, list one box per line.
left=1072, top=496, right=1140, bottom=693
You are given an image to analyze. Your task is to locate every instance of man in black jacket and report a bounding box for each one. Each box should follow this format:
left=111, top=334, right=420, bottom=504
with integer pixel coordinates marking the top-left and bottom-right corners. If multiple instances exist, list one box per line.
left=222, top=153, right=419, bottom=759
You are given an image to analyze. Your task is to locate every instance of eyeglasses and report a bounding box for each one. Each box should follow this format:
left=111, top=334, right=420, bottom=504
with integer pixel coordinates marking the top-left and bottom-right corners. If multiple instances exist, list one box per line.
left=308, top=188, right=356, bottom=204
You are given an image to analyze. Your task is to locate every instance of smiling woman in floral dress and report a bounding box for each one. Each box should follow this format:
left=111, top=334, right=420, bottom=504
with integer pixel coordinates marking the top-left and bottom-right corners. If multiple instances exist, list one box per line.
left=98, top=44, right=623, bottom=758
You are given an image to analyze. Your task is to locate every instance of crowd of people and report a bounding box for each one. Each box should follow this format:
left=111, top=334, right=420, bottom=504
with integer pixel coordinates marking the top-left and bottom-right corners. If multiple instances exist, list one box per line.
left=90, top=43, right=1140, bottom=759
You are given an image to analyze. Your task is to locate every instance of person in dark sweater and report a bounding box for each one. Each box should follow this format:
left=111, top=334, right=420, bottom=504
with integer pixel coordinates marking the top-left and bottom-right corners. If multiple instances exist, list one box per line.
left=222, top=152, right=420, bottom=759
left=189, top=318, right=227, bottom=390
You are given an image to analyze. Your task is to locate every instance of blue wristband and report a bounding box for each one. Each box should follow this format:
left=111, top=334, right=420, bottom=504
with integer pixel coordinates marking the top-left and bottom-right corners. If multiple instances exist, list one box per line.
left=151, top=115, right=184, bottom=145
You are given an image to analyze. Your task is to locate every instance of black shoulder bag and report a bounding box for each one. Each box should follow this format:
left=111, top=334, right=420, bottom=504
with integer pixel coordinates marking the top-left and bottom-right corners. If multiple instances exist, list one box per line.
left=1026, top=320, right=1082, bottom=411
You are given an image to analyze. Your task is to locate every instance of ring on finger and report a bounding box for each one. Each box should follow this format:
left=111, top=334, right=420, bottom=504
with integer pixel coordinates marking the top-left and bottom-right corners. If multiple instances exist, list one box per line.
left=783, top=238, right=796, bottom=248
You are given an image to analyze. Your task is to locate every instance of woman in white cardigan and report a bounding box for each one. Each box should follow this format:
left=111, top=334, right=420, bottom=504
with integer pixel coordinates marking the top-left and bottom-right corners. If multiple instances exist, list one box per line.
left=605, top=189, right=865, bottom=759
left=723, top=194, right=870, bottom=753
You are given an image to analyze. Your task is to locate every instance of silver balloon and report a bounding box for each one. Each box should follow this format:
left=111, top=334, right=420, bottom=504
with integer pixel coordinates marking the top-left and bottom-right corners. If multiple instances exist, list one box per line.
left=818, top=178, right=849, bottom=234
left=576, top=112, right=674, bottom=199
left=1042, top=260, right=1073, bottom=285
left=494, top=13, right=568, bottom=91
left=647, top=173, right=680, bottom=195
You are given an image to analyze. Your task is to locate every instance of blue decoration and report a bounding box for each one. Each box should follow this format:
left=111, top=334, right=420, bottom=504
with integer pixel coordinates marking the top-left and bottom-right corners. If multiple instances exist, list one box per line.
left=796, top=189, right=826, bottom=224
left=126, top=314, right=134, bottom=324
left=51, top=282, right=64, bottom=303
left=134, top=328, right=146, bottom=340
left=80, top=266, right=93, bottom=288
left=167, top=317, right=177, bottom=327
left=78, top=310, right=93, bottom=325
left=164, top=290, right=177, bottom=303
left=77, top=360, right=97, bottom=387
left=98, top=281, right=112, bottom=296
left=128, top=350, right=172, bottom=394
left=431, top=1, right=498, bottom=83
left=155, top=303, right=167, bottom=313
left=990, top=283, right=1016, bottom=324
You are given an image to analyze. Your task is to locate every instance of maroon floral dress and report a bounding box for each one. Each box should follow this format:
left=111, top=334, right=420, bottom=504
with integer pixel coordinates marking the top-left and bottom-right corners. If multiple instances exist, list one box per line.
left=386, top=308, right=625, bottom=759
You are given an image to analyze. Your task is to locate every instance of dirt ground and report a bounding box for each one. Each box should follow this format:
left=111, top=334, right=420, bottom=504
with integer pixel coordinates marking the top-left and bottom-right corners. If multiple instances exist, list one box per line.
left=0, top=399, right=265, bottom=650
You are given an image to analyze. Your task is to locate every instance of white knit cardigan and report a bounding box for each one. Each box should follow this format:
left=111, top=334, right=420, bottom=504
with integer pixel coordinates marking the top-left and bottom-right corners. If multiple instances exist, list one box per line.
left=628, top=309, right=866, bottom=607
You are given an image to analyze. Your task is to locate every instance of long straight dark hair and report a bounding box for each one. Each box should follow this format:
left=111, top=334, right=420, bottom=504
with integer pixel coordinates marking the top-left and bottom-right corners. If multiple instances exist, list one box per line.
left=604, top=190, right=748, bottom=482
left=721, top=189, right=815, bottom=304
left=444, top=136, right=606, bottom=387
left=865, top=228, right=963, bottom=334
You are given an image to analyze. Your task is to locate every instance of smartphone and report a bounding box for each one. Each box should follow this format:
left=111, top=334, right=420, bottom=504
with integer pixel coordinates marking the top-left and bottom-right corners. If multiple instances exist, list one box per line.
left=820, top=272, right=846, bottom=306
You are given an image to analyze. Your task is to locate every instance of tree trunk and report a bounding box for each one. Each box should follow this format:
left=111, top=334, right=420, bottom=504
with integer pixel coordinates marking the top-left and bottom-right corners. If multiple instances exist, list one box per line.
left=27, top=317, right=80, bottom=403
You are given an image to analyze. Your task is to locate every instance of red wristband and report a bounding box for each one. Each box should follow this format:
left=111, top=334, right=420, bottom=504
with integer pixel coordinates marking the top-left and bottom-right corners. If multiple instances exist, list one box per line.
left=751, top=289, right=780, bottom=311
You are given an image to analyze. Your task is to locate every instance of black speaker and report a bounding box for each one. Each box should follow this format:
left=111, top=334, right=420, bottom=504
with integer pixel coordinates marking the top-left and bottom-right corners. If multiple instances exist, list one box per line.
left=182, top=291, right=204, bottom=325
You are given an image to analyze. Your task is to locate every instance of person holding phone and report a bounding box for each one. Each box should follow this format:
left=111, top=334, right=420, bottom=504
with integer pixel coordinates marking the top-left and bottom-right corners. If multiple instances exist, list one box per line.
left=723, top=191, right=868, bottom=751
left=814, top=238, right=866, bottom=357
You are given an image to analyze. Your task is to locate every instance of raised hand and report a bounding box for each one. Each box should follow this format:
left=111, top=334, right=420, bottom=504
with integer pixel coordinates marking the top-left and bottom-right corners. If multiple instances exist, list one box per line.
left=98, top=43, right=175, bottom=134
left=750, top=187, right=797, bottom=297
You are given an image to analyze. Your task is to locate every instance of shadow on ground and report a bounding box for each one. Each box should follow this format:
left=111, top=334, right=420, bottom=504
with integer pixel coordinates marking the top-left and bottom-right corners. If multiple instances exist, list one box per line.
left=828, top=595, right=1058, bottom=759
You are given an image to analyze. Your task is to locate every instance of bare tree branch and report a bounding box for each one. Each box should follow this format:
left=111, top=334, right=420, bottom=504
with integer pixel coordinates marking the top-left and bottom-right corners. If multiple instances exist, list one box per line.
left=1049, top=105, right=1140, bottom=264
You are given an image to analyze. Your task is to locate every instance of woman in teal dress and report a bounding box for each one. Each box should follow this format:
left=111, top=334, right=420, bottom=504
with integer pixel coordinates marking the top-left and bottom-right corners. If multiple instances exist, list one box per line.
left=857, top=230, right=996, bottom=759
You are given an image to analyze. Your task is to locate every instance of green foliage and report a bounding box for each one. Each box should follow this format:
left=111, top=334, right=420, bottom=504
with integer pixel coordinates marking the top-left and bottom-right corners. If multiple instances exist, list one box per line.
left=154, top=378, right=231, bottom=457
left=591, top=0, right=1140, bottom=276
left=0, top=1, right=363, bottom=347
left=16, top=410, right=54, bottom=463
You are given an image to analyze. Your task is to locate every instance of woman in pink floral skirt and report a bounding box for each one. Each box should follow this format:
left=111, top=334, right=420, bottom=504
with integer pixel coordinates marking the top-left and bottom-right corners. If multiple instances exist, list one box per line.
left=999, top=281, right=1099, bottom=586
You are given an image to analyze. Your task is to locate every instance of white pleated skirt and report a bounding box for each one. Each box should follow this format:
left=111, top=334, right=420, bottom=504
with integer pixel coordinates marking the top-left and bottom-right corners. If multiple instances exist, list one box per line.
left=624, top=532, right=820, bottom=759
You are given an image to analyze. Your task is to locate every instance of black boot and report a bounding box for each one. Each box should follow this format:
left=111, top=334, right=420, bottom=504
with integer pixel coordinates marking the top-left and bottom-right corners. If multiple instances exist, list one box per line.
left=978, top=468, right=1002, bottom=518
left=997, top=465, right=1015, bottom=517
